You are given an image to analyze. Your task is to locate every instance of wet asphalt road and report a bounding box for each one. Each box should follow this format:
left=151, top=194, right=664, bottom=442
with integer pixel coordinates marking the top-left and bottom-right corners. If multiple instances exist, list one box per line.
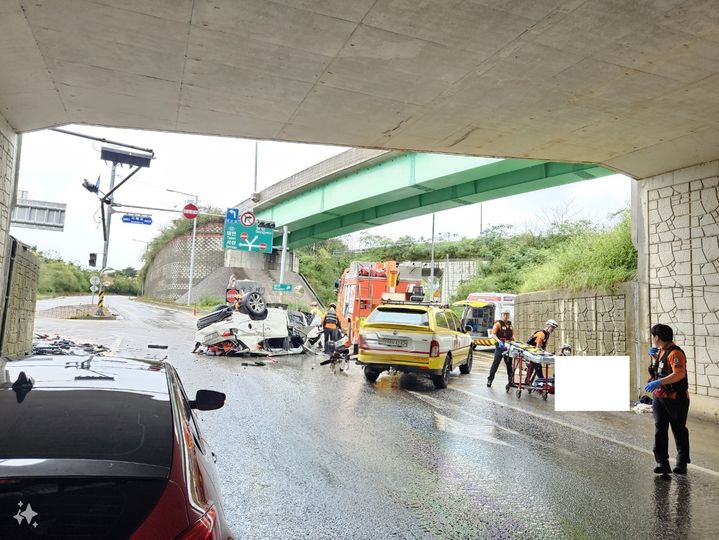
left=35, top=296, right=719, bottom=539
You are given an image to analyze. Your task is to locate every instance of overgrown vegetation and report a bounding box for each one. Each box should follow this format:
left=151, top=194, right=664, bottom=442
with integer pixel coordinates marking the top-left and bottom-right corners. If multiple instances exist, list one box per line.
left=519, top=210, right=636, bottom=292
left=297, top=210, right=637, bottom=304
left=37, top=252, right=140, bottom=296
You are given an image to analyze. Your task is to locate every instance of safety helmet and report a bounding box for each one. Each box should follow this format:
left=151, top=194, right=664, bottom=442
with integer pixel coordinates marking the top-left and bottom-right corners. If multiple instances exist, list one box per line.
left=329, top=303, right=337, bottom=309
left=501, top=308, right=510, bottom=314
left=546, top=319, right=558, bottom=328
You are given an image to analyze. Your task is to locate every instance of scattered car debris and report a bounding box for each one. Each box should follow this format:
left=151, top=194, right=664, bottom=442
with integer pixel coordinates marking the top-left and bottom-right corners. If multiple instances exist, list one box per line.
left=32, top=333, right=110, bottom=356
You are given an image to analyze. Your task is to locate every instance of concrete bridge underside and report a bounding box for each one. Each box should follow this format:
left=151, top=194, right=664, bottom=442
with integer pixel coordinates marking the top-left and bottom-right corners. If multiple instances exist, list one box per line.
left=254, top=152, right=612, bottom=247
left=2, top=0, right=719, bottom=179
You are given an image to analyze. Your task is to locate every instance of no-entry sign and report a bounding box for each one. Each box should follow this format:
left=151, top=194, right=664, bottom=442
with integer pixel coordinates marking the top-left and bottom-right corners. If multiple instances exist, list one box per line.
left=183, top=203, right=199, bottom=220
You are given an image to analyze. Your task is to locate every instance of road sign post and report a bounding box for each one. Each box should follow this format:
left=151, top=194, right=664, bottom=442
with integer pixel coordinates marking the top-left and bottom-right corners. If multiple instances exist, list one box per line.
left=90, top=276, right=101, bottom=305
left=182, top=201, right=199, bottom=306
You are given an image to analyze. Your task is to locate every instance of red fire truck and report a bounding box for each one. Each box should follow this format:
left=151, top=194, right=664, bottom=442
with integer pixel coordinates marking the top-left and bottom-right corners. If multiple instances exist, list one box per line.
left=335, top=261, right=424, bottom=351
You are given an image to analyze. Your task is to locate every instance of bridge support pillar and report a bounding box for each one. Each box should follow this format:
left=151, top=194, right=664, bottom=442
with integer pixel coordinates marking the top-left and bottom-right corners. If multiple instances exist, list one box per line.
left=634, top=160, right=719, bottom=422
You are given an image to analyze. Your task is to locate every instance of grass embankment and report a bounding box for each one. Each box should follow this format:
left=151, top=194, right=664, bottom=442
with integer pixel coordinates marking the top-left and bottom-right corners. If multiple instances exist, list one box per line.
left=297, top=210, right=637, bottom=302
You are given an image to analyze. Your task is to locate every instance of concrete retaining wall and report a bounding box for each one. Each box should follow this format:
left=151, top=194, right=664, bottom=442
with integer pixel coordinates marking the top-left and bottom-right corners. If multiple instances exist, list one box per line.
left=636, top=161, right=719, bottom=422
left=0, top=113, right=19, bottom=353
left=1, top=239, right=39, bottom=357
left=144, top=222, right=225, bottom=300
left=515, top=283, right=641, bottom=397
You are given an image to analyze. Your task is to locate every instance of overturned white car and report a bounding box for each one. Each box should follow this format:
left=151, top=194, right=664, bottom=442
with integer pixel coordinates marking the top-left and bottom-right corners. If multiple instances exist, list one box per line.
left=193, top=292, right=319, bottom=356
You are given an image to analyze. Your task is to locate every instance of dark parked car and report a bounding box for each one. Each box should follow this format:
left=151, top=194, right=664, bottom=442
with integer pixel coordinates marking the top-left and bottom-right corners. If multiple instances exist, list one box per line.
left=0, top=355, right=233, bottom=539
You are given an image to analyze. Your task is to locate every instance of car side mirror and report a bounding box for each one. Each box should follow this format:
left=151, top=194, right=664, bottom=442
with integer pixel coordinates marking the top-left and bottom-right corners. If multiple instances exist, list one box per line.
left=190, top=389, right=226, bottom=411
left=464, top=325, right=473, bottom=333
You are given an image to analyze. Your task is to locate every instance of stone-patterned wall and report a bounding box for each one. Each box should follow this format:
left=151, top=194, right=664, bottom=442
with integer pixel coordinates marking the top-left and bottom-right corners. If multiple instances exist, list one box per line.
left=144, top=222, right=225, bottom=300
left=515, top=283, right=639, bottom=395
left=515, top=286, right=632, bottom=357
left=1, top=239, right=39, bottom=357
left=639, top=161, right=719, bottom=417
left=0, top=114, right=18, bottom=346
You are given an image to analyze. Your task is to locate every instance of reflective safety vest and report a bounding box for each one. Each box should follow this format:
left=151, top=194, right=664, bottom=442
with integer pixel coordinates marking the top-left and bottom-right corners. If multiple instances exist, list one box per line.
left=653, top=345, right=688, bottom=395
left=495, top=320, right=513, bottom=340
left=527, top=329, right=549, bottom=349
left=323, top=309, right=339, bottom=330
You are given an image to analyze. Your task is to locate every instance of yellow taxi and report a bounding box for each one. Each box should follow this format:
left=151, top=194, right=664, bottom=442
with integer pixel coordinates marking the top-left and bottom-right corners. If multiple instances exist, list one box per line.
left=357, top=302, right=473, bottom=389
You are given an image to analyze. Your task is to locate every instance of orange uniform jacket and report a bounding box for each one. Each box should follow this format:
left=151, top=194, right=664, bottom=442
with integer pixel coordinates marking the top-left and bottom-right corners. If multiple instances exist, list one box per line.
left=531, top=330, right=548, bottom=349
left=654, top=345, right=688, bottom=399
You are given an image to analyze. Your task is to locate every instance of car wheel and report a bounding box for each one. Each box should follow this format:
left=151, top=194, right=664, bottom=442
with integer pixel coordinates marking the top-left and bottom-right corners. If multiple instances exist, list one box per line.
left=459, top=348, right=473, bottom=374
left=432, top=355, right=452, bottom=389
left=241, top=292, right=266, bottom=316
left=363, top=366, right=381, bottom=382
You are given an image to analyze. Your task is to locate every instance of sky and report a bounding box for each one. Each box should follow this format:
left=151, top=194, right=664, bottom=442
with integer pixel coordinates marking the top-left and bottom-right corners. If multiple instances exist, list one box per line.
left=12, top=125, right=632, bottom=269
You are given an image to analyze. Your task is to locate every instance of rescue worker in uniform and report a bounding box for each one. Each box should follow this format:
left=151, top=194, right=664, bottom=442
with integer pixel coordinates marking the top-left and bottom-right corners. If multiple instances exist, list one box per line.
left=487, top=309, right=514, bottom=387
left=525, top=319, right=558, bottom=384
left=644, top=323, right=690, bottom=474
left=322, top=303, right=341, bottom=354
left=309, top=301, right=323, bottom=327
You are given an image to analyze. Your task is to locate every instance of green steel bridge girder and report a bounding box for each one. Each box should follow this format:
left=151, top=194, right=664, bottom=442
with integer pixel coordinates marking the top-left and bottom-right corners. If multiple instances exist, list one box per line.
left=255, top=152, right=614, bottom=248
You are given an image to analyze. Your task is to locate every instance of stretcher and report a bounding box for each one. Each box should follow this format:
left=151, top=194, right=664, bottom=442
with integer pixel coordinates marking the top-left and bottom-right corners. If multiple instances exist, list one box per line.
left=503, top=341, right=555, bottom=400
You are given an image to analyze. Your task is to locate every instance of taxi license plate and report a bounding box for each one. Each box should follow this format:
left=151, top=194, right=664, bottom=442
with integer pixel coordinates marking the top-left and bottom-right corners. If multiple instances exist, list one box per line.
left=379, top=337, right=408, bottom=348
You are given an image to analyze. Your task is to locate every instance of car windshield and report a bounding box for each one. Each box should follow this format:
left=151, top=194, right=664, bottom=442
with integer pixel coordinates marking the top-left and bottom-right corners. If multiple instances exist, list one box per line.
left=367, top=308, right=430, bottom=326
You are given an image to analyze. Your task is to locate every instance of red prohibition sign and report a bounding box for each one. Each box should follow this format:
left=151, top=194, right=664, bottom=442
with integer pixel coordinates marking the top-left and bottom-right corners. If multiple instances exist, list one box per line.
left=182, top=203, right=199, bottom=220
left=259, top=243, right=267, bottom=251
left=240, top=211, right=255, bottom=227
left=240, top=232, right=249, bottom=241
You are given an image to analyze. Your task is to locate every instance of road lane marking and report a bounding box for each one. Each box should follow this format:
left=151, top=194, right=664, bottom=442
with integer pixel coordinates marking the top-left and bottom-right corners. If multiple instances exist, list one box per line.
left=109, top=337, right=123, bottom=355
left=449, top=386, right=719, bottom=478
left=433, top=412, right=512, bottom=447
left=409, top=391, right=521, bottom=445
left=409, top=390, right=571, bottom=454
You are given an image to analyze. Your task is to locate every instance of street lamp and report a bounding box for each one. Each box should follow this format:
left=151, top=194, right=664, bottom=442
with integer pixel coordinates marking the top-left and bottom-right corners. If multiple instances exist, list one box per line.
left=167, top=189, right=199, bottom=306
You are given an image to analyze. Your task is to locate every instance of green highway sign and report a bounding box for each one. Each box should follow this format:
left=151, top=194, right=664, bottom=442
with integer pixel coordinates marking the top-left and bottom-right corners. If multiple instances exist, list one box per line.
left=223, top=222, right=274, bottom=253
left=272, top=283, right=293, bottom=292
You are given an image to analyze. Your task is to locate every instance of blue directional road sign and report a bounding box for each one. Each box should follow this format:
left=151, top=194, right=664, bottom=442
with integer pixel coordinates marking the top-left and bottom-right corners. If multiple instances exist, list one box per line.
left=272, top=283, right=293, bottom=292
left=226, top=208, right=239, bottom=224
left=122, top=214, right=152, bottom=225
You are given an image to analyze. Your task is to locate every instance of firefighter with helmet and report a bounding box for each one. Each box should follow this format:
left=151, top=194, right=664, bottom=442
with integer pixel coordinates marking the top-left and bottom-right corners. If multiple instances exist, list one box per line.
left=487, top=308, right=514, bottom=388
left=322, top=303, right=341, bottom=354
left=525, top=319, right=559, bottom=384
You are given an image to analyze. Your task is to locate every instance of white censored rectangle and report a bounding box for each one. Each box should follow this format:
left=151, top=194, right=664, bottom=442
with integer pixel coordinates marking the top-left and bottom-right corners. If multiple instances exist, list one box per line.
left=555, top=356, right=629, bottom=411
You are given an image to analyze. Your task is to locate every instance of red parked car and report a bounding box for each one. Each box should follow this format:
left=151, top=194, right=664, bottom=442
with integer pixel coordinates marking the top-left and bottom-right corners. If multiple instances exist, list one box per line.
left=0, top=355, right=234, bottom=539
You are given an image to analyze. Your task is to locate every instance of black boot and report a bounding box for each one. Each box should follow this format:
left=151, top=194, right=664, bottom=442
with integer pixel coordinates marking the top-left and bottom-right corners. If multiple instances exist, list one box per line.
left=673, top=463, right=688, bottom=474
left=486, top=379, right=492, bottom=387
left=654, top=462, right=671, bottom=474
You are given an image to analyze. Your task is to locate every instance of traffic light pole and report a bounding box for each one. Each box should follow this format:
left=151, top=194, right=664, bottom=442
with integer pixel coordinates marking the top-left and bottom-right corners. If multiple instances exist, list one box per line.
left=101, top=162, right=117, bottom=270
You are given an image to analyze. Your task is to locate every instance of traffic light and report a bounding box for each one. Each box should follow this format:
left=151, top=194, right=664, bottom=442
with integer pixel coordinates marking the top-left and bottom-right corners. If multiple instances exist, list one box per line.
left=89, top=253, right=97, bottom=267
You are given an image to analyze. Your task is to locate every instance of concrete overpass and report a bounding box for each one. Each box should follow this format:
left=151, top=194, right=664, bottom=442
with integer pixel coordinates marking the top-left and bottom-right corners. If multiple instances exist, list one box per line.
left=243, top=150, right=613, bottom=247
left=0, top=1, right=718, bottom=416
left=1, top=0, right=719, bottom=179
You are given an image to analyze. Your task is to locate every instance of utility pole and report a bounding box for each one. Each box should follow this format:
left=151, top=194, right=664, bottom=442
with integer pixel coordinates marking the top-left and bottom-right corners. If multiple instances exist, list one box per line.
left=279, top=225, right=288, bottom=303
left=101, top=162, right=117, bottom=270
left=253, top=141, right=259, bottom=193
left=430, top=213, right=435, bottom=301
